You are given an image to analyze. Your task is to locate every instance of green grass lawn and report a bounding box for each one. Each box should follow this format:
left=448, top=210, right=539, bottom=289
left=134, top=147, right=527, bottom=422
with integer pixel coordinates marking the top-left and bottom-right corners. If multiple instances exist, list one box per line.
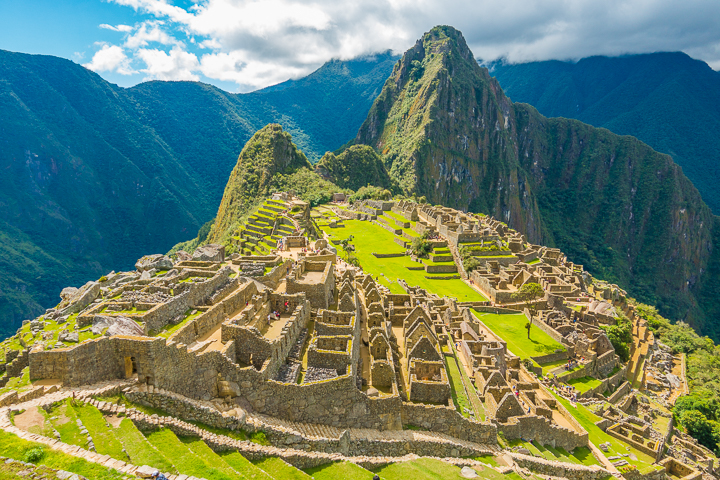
left=540, top=358, right=573, bottom=375
left=375, top=458, right=514, bottom=480
left=318, top=218, right=487, bottom=302
left=471, top=311, right=564, bottom=359
left=49, top=400, right=88, bottom=449
left=145, top=428, right=236, bottom=480
left=157, top=309, right=203, bottom=338
left=181, top=436, right=241, bottom=478
left=445, top=337, right=485, bottom=420
left=113, top=418, right=175, bottom=473
left=221, top=452, right=274, bottom=480
left=304, top=461, right=376, bottom=480
left=442, top=348, right=474, bottom=417
left=566, top=376, right=604, bottom=394
left=0, top=429, right=127, bottom=480
left=73, top=404, right=126, bottom=460
left=252, top=457, right=312, bottom=479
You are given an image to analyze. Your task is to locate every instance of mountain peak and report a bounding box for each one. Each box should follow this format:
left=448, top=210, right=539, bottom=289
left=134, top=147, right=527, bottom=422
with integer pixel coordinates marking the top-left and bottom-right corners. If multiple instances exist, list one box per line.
left=209, top=124, right=311, bottom=243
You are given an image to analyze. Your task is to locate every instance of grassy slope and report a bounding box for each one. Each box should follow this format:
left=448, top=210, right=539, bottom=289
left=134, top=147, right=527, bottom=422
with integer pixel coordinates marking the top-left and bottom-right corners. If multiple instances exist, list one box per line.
left=304, top=461, right=376, bottom=480
left=0, top=49, right=396, bottom=338
left=0, top=429, right=127, bottom=480
left=491, top=52, right=720, bottom=214
left=113, top=418, right=175, bottom=473
left=145, top=428, right=237, bottom=480
left=252, top=457, right=313, bottom=480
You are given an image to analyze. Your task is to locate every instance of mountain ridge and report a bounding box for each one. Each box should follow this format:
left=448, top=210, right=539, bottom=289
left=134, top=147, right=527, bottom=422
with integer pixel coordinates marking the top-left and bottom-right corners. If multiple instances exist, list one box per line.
left=354, top=25, right=719, bottom=337
left=0, top=49, right=396, bottom=337
left=488, top=51, right=720, bottom=213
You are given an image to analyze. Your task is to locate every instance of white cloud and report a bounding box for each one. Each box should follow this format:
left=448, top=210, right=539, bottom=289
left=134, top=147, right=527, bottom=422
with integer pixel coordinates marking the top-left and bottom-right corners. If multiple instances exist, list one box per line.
left=83, top=44, right=135, bottom=75
left=125, top=22, right=180, bottom=49
left=100, top=0, right=720, bottom=90
left=99, top=23, right=133, bottom=32
left=137, top=46, right=200, bottom=81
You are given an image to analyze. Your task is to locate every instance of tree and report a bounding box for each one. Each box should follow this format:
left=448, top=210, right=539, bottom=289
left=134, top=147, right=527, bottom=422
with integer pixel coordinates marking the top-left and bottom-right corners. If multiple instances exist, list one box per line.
left=602, top=317, right=633, bottom=362
left=512, top=282, right=544, bottom=339
left=339, top=235, right=355, bottom=261
left=680, top=410, right=720, bottom=453
left=411, top=230, right=432, bottom=257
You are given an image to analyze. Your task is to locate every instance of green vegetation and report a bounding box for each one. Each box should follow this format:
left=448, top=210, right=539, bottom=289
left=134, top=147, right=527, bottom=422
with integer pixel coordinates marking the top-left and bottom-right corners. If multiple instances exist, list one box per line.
left=221, top=452, right=275, bottom=480
left=318, top=218, right=486, bottom=301
left=471, top=310, right=563, bottom=359
left=316, top=145, right=394, bottom=191
left=113, top=418, right=175, bottom=472
left=566, top=376, right=603, bottom=394
left=551, top=392, right=657, bottom=470
left=355, top=25, right=720, bottom=344
left=0, top=50, right=397, bottom=337
left=304, top=461, right=376, bottom=480
left=411, top=231, right=432, bottom=257
left=0, top=429, right=127, bottom=480
left=637, top=303, right=720, bottom=453
left=73, top=404, right=126, bottom=459
left=145, top=428, right=235, bottom=480
left=600, top=315, right=633, bottom=362
left=349, top=185, right=392, bottom=202
left=252, top=456, right=312, bottom=480
left=441, top=345, right=474, bottom=417
left=491, top=52, right=720, bottom=216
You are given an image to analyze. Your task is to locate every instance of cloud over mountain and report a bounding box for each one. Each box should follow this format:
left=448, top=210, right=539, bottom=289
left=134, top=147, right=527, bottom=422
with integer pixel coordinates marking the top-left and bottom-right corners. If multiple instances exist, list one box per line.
left=83, top=0, right=720, bottom=91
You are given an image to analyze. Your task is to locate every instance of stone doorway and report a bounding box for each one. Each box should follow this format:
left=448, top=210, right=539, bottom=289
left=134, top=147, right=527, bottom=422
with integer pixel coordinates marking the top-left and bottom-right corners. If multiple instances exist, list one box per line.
left=124, top=356, right=137, bottom=378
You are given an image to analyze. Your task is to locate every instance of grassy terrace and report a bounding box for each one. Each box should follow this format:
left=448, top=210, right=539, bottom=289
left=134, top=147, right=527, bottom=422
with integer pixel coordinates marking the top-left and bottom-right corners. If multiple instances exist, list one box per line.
left=566, top=376, right=604, bottom=394
left=444, top=335, right=486, bottom=420
left=440, top=342, right=474, bottom=418
left=471, top=311, right=564, bottom=359
left=316, top=216, right=487, bottom=302
left=157, top=309, right=203, bottom=338
left=0, top=430, right=127, bottom=480
left=305, top=461, right=376, bottom=480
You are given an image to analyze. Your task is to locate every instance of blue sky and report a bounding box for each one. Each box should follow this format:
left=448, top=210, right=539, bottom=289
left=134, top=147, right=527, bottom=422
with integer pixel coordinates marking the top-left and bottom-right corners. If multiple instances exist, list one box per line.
left=2, top=0, right=720, bottom=93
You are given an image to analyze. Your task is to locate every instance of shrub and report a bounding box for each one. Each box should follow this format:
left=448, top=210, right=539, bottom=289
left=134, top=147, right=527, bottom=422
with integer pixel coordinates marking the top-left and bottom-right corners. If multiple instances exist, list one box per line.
left=411, top=231, right=432, bottom=257
left=23, top=446, right=44, bottom=463
left=98, top=275, right=108, bottom=283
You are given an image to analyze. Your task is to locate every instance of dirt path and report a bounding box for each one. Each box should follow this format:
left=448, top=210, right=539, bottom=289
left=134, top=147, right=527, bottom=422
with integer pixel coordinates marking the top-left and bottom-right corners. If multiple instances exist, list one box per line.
left=105, top=414, right=123, bottom=428
left=14, top=406, right=45, bottom=432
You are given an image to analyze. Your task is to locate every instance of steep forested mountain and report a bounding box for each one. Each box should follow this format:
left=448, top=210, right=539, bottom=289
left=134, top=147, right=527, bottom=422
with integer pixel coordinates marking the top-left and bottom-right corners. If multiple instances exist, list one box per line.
left=0, top=49, right=397, bottom=337
left=354, top=26, right=720, bottom=338
left=489, top=52, right=720, bottom=213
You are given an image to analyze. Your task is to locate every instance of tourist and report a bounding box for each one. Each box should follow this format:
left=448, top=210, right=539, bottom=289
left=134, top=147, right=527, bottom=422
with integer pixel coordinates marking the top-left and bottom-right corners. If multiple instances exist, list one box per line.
left=151, top=472, right=168, bottom=480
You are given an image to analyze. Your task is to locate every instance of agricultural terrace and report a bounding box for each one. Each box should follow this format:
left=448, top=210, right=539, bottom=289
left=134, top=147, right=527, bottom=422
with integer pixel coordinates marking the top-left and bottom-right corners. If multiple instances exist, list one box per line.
left=314, top=212, right=487, bottom=302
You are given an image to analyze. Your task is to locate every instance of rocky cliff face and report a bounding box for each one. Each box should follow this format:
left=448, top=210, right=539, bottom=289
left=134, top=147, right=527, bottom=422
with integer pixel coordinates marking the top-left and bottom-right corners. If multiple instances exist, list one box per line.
left=355, top=26, right=718, bottom=333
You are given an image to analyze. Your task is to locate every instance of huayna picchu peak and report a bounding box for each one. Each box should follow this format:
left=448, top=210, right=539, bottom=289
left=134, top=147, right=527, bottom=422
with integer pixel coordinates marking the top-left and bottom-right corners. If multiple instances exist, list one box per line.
left=356, top=25, right=718, bottom=339
left=1, top=23, right=720, bottom=480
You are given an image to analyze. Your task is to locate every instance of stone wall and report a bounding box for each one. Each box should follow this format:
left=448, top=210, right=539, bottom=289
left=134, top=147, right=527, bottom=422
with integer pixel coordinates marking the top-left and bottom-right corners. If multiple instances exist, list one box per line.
left=258, top=260, right=293, bottom=289
left=169, top=280, right=259, bottom=346
left=29, top=335, right=160, bottom=386
left=400, top=402, right=496, bottom=445
left=531, top=350, right=569, bottom=366
left=286, top=260, right=334, bottom=309
left=223, top=300, right=309, bottom=371
left=509, top=452, right=609, bottom=480
left=496, top=414, right=589, bottom=451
